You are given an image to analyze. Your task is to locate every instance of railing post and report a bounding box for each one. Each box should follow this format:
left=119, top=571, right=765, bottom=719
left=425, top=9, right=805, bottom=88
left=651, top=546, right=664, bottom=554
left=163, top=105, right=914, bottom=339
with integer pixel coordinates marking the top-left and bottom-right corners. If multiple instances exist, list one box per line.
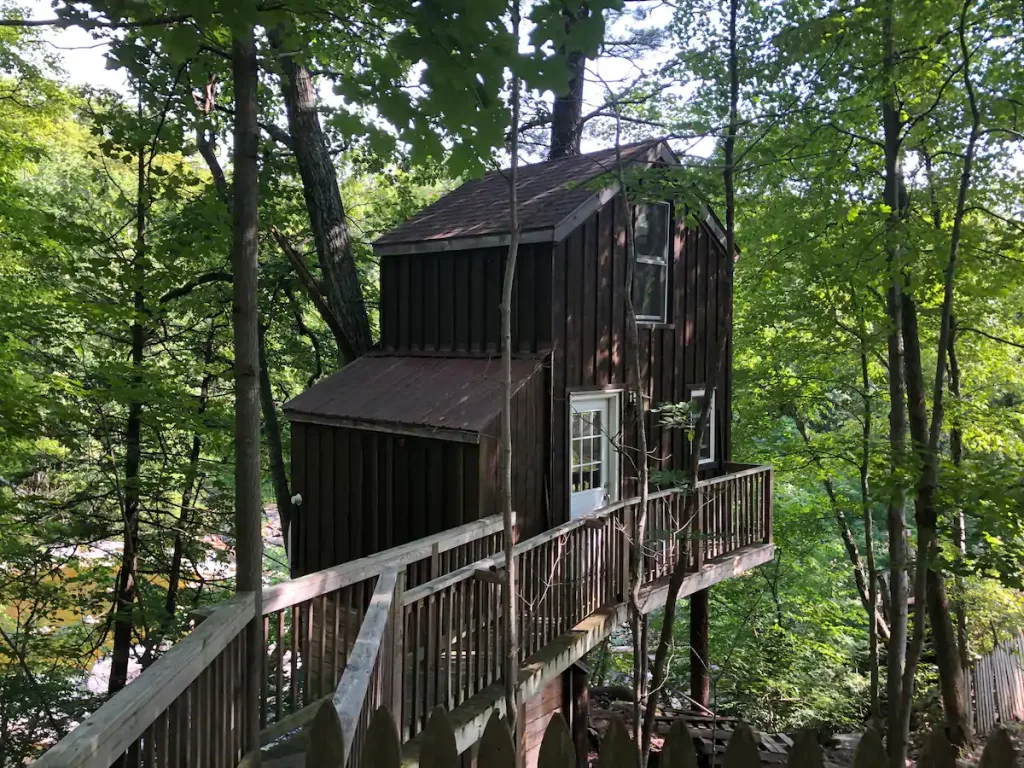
left=391, top=568, right=405, bottom=733
left=765, top=467, right=774, bottom=545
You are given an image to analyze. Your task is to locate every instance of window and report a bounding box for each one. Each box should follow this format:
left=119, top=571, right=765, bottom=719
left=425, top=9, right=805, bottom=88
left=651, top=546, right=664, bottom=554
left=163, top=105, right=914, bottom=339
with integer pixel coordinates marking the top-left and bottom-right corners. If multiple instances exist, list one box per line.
left=569, top=393, right=621, bottom=518
left=633, top=202, right=670, bottom=323
left=690, top=388, right=715, bottom=465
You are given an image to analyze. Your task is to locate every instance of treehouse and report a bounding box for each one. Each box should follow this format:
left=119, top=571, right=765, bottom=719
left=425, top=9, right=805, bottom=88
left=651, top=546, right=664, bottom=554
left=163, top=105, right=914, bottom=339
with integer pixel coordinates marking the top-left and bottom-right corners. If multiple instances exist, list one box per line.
left=285, top=140, right=740, bottom=572
left=38, top=140, right=774, bottom=768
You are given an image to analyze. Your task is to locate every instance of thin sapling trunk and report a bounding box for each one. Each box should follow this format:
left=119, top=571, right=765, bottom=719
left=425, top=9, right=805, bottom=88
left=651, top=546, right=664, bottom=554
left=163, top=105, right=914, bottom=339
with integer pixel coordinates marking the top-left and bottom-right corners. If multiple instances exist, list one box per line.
left=499, top=0, right=522, bottom=743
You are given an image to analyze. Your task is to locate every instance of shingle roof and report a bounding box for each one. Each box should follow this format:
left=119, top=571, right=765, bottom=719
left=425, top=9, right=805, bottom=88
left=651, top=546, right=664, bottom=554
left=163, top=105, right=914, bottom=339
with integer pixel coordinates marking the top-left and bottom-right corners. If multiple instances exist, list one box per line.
left=374, top=141, right=665, bottom=250
left=284, top=356, right=544, bottom=439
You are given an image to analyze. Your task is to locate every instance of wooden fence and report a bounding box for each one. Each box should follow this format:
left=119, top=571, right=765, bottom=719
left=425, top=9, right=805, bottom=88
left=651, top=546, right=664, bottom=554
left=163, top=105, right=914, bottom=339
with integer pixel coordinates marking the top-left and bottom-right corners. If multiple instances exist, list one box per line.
left=973, top=629, right=1024, bottom=735
left=307, top=705, right=1018, bottom=768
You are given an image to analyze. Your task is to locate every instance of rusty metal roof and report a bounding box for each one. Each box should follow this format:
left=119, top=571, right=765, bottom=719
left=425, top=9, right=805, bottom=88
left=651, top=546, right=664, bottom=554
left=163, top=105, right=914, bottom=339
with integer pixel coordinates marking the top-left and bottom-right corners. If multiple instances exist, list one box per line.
left=374, top=141, right=666, bottom=251
left=283, top=356, right=544, bottom=439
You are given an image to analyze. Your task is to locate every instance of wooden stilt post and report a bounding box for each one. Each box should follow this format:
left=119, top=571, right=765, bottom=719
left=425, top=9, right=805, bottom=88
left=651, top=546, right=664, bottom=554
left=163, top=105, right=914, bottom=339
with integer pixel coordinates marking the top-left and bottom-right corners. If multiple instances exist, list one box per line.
left=689, top=589, right=710, bottom=710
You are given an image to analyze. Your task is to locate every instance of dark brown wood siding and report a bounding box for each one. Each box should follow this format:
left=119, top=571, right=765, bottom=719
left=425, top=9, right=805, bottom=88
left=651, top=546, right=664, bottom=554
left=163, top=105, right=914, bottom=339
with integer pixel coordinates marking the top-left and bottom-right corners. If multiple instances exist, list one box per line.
left=473, top=368, right=550, bottom=540
left=512, top=366, right=550, bottom=538
left=549, top=195, right=733, bottom=525
left=380, top=243, right=554, bottom=355
left=521, top=675, right=565, bottom=768
left=289, top=421, right=483, bottom=576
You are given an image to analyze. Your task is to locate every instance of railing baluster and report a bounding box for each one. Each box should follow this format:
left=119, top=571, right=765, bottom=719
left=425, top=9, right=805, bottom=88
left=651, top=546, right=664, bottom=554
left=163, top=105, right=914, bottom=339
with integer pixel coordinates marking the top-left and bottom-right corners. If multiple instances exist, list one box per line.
left=274, top=611, right=284, bottom=723
left=428, top=593, right=439, bottom=714
left=260, top=615, right=269, bottom=729
left=290, top=604, right=300, bottom=713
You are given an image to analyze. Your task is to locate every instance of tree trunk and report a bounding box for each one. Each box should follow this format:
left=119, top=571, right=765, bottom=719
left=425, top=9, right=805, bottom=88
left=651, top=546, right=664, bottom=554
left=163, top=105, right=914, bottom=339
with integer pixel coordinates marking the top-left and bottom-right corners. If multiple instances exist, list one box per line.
left=858, top=332, right=881, bottom=720
left=109, top=137, right=147, bottom=695
left=642, top=0, right=739, bottom=758
left=689, top=589, right=710, bottom=709
left=897, top=4, right=980, bottom=742
left=612, top=107, right=651, bottom=768
left=549, top=4, right=588, bottom=159
left=499, top=1, right=522, bottom=744
left=879, top=4, right=912, bottom=763
left=259, top=322, right=292, bottom=556
left=949, top=318, right=969, bottom=671
left=903, top=296, right=972, bottom=745
left=232, top=26, right=264, bottom=761
left=270, top=29, right=371, bottom=364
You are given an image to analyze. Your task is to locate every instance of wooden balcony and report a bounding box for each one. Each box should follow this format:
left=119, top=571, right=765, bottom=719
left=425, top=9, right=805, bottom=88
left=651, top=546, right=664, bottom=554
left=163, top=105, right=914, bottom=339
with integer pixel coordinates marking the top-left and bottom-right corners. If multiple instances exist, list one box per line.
left=36, top=464, right=774, bottom=768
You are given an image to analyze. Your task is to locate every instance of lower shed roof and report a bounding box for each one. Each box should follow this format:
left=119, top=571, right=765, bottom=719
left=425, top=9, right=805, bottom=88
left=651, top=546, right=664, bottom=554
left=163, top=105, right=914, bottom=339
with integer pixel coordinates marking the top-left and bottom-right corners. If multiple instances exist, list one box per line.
left=283, top=355, right=544, bottom=442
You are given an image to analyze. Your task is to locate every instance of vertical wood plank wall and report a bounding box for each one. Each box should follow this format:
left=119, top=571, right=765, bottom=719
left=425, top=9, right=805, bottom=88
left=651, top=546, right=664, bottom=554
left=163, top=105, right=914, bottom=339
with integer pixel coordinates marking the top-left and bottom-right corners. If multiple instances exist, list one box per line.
left=549, top=196, right=732, bottom=524
left=380, top=243, right=554, bottom=355
left=521, top=676, right=566, bottom=768
left=290, top=422, right=483, bottom=576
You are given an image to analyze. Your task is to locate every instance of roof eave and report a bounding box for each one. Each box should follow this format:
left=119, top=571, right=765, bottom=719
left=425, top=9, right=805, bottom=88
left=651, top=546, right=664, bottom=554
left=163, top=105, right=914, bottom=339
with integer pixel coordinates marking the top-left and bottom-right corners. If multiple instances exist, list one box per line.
left=283, top=411, right=483, bottom=444
left=373, top=227, right=556, bottom=256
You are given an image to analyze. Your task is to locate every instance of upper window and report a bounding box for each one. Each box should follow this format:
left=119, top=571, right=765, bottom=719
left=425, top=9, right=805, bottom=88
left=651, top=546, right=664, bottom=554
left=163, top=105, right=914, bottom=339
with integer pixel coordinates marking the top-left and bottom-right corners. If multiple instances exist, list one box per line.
left=633, top=203, right=671, bottom=323
left=690, top=388, right=715, bottom=465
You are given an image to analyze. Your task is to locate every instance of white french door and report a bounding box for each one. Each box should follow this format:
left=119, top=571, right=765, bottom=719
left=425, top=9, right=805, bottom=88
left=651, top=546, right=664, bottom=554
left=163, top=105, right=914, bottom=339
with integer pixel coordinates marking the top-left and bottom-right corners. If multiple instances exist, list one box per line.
left=569, top=393, right=621, bottom=519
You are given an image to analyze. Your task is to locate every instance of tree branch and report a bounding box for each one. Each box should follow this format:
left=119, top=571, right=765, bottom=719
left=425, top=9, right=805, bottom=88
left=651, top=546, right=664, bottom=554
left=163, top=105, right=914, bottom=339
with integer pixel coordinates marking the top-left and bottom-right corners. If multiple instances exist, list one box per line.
left=159, top=270, right=232, bottom=304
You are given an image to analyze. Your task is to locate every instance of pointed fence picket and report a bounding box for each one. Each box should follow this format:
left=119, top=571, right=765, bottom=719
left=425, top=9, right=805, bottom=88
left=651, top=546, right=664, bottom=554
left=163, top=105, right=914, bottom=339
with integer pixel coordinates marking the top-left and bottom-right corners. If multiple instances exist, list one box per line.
left=306, top=706, right=1020, bottom=768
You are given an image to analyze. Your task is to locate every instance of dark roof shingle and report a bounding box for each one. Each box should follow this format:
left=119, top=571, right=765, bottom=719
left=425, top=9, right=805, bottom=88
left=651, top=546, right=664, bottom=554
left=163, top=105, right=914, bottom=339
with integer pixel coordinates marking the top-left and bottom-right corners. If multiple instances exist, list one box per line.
left=375, top=141, right=662, bottom=247
left=284, top=356, right=543, bottom=438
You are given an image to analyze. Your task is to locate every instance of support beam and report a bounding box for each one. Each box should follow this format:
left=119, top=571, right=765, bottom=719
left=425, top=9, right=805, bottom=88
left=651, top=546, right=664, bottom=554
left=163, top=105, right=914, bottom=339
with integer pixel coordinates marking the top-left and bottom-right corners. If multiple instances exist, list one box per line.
left=690, top=588, right=710, bottom=709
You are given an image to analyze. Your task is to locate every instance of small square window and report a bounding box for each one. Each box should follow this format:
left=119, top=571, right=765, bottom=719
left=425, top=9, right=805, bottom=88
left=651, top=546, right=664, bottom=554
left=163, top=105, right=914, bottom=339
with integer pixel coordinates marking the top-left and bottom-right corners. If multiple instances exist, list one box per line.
left=632, top=203, right=670, bottom=323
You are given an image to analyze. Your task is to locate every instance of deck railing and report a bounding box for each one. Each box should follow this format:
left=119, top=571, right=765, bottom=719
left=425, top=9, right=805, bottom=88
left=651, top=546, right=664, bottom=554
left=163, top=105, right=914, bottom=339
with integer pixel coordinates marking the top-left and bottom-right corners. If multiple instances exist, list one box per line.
left=37, top=515, right=508, bottom=768
left=37, top=467, right=773, bottom=768
left=254, top=514, right=510, bottom=737
left=35, top=594, right=255, bottom=768
left=338, top=464, right=774, bottom=752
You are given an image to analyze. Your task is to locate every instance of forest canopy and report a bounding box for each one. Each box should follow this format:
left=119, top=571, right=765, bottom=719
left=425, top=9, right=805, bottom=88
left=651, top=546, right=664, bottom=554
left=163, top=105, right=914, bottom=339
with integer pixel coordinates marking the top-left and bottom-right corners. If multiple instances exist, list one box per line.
left=0, top=0, right=1022, bottom=763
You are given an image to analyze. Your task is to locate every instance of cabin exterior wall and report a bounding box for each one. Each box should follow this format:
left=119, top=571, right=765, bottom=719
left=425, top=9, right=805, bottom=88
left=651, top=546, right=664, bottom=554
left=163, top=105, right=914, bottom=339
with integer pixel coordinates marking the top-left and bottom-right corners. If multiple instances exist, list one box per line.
left=380, top=243, right=554, bottom=355
left=290, top=421, right=485, bottom=575
left=294, top=192, right=731, bottom=569
left=548, top=195, right=732, bottom=526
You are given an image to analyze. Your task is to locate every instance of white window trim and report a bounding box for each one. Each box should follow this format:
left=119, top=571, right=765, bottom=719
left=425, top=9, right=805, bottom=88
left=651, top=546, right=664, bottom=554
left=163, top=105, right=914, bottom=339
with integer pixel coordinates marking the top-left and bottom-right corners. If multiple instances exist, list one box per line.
left=690, top=388, right=716, bottom=466
left=568, top=391, right=622, bottom=516
left=633, top=202, right=671, bottom=323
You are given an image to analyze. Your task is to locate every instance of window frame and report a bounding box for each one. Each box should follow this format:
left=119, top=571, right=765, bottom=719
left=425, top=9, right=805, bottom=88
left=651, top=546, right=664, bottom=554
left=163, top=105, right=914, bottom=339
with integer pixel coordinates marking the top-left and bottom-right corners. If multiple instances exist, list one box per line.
left=632, top=201, right=671, bottom=324
left=689, top=388, right=716, bottom=466
left=568, top=391, right=622, bottom=518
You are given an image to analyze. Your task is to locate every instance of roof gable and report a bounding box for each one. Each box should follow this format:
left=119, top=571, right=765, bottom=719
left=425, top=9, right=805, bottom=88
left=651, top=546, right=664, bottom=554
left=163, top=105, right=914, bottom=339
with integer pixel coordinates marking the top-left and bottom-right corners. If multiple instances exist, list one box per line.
left=374, top=140, right=675, bottom=255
